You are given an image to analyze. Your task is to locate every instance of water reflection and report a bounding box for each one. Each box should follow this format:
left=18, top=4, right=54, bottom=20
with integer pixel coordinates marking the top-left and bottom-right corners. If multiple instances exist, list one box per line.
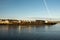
left=0, top=24, right=60, bottom=40
left=0, top=25, right=57, bottom=33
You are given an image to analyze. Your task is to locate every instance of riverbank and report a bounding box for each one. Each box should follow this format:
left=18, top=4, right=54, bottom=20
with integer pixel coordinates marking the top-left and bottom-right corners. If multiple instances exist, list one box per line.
left=0, top=19, right=57, bottom=25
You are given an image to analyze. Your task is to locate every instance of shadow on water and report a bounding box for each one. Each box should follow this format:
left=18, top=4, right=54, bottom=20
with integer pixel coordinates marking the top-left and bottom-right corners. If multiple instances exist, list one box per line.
left=0, top=24, right=60, bottom=40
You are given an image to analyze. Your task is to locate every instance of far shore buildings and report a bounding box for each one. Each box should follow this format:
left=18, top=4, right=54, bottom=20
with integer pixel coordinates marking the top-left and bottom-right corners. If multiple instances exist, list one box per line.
left=0, top=19, right=57, bottom=25
left=0, top=19, right=19, bottom=24
left=0, top=19, right=45, bottom=24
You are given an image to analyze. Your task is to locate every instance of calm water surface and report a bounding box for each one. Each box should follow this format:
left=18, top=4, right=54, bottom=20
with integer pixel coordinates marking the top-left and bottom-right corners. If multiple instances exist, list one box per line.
left=0, top=24, right=60, bottom=40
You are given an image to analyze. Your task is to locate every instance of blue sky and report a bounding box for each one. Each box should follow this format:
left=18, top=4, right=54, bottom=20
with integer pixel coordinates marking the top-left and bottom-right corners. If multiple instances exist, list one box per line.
left=0, top=0, right=60, bottom=19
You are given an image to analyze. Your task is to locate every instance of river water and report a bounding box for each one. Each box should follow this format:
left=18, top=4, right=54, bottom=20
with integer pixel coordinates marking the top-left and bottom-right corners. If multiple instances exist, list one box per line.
left=0, top=24, right=60, bottom=40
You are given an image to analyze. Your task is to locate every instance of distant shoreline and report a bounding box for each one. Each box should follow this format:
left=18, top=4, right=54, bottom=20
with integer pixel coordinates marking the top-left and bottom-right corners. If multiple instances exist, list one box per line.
left=0, top=19, right=57, bottom=25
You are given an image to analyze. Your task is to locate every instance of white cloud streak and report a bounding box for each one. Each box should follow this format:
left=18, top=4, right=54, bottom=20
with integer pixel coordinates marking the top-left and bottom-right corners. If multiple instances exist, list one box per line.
left=43, top=0, right=52, bottom=18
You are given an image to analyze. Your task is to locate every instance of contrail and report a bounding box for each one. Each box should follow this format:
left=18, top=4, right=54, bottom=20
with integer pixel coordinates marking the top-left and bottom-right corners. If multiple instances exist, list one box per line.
left=43, top=0, right=51, bottom=18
